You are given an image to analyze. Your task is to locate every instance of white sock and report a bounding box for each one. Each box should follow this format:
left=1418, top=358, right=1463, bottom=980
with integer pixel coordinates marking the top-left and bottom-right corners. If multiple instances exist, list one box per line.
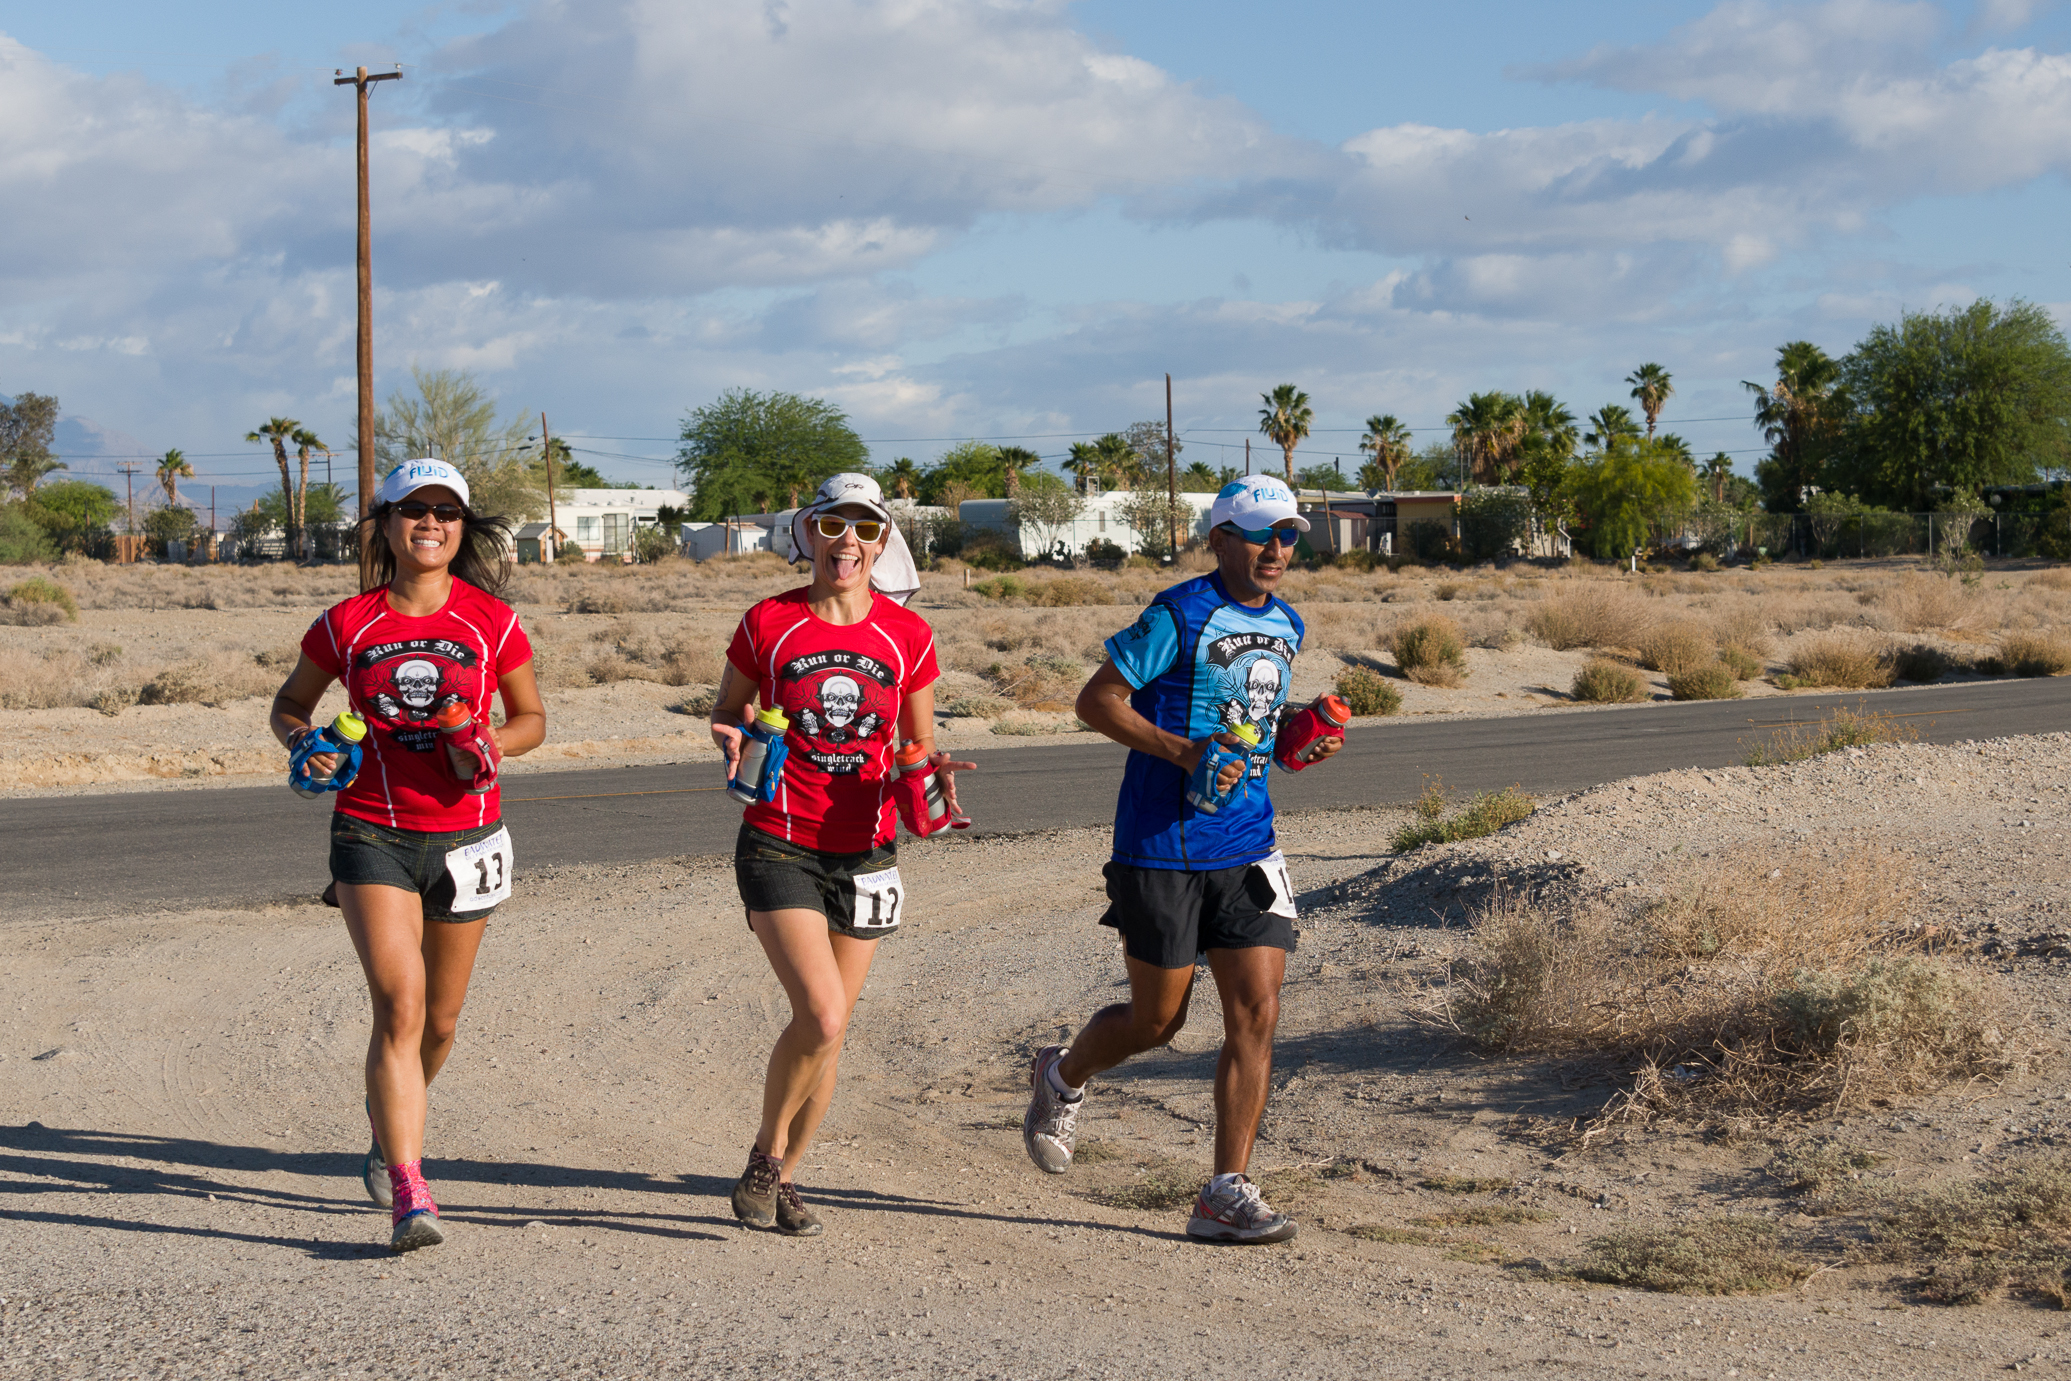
left=1209, top=1172, right=1246, bottom=1194
left=1045, top=1061, right=1085, bottom=1101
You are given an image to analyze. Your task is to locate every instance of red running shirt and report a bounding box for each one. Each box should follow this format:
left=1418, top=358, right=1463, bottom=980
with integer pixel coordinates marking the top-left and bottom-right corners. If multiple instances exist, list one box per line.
left=301, top=579, right=534, bottom=832
left=725, top=588, right=941, bottom=852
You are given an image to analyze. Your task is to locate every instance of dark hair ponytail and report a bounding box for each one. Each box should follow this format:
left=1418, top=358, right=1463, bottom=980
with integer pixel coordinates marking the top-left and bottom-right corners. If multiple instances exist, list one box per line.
left=362, top=502, right=514, bottom=599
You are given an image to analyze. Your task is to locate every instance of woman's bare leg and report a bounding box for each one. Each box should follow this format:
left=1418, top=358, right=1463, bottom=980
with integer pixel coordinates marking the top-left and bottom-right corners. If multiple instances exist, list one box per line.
left=749, top=908, right=880, bottom=1179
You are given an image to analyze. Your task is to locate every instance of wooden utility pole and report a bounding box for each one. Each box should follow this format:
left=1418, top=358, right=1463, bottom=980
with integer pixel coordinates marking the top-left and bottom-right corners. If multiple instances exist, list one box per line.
left=117, top=462, right=141, bottom=564
left=1165, top=373, right=1178, bottom=559
left=1245, top=437, right=1251, bottom=476
left=335, top=64, right=402, bottom=589
left=541, top=413, right=559, bottom=561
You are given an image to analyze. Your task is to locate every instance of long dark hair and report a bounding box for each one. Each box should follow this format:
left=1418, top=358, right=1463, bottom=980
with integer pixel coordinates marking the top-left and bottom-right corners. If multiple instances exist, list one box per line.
left=362, top=500, right=514, bottom=598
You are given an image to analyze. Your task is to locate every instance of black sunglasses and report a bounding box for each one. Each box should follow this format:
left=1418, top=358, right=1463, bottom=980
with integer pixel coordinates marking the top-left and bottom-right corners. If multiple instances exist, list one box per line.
left=393, top=500, right=466, bottom=522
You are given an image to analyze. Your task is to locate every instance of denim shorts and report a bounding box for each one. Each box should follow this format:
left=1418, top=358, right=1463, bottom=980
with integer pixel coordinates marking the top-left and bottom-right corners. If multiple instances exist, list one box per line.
left=733, top=822, right=900, bottom=940
left=328, top=813, right=509, bottom=922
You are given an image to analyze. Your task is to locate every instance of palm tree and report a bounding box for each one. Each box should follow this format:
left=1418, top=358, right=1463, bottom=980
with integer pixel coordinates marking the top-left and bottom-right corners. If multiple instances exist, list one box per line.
left=291, top=428, right=326, bottom=560
left=1063, top=442, right=1102, bottom=494
left=1743, top=342, right=1843, bottom=506
left=1583, top=404, right=1640, bottom=450
left=1656, top=433, right=1695, bottom=469
left=1445, top=392, right=1525, bottom=486
left=1257, top=384, right=1313, bottom=486
left=1627, top=363, right=1674, bottom=438
left=1357, top=414, right=1413, bottom=491
left=155, top=449, right=193, bottom=506
left=1519, top=391, right=1577, bottom=460
left=883, top=457, right=922, bottom=500
left=246, top=418, right=300, bottom=554
left=997, top=446, right=1041, bottom=497
left=1700, top=452, right=1734, bottom=504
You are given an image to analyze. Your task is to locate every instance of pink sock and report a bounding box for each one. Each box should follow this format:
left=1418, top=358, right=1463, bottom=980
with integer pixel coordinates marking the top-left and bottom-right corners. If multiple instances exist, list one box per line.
left=387, top=1159, right=437, bottom=1226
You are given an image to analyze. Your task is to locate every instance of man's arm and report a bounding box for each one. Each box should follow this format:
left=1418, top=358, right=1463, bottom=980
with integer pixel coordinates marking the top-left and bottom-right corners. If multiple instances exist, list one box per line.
left=1076, top=659, right=1244, bottom=794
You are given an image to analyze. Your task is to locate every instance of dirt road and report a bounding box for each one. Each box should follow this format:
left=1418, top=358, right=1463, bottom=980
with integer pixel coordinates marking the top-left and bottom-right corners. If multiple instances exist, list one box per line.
left=6, top=740, right=2071, bottom=1377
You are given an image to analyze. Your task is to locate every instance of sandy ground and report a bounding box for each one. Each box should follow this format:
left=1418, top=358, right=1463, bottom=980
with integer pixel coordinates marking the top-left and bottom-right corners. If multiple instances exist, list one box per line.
left=6, top=735, right=2071, bottom=1376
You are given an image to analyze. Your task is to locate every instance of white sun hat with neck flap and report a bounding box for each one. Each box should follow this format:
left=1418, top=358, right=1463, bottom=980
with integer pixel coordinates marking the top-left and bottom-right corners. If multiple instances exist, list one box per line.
left=791, top=472, right=921, bottom=606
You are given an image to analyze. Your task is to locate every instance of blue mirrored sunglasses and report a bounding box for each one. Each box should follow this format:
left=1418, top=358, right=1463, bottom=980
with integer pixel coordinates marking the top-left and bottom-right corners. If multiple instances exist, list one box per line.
left=1219, top=522, right=1301, bottom=547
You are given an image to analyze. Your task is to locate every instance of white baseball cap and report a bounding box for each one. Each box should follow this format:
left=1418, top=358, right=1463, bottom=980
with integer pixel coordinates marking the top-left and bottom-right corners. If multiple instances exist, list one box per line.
left=1210, top=476, right=1310, bottom=534
left=377, top=458, right=471, bottom=509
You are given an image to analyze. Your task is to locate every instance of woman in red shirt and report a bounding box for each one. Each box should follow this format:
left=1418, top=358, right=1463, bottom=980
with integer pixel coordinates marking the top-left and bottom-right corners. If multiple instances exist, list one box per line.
left=269, top=459, right=546, bottom=1253
left=712, top=472, right=971, bottom=1236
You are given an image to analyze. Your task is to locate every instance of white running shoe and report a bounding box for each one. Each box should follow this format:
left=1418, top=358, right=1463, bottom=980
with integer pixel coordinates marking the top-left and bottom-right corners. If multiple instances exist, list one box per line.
left=1022, top=1045, right=1081, bottom=1175
left=1186, top=1174, right=1298, bottom=1244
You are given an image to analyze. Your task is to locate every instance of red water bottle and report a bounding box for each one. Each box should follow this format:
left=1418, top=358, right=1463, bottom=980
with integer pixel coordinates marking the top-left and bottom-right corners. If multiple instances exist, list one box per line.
left=895, top=741, right=968, bottom=834
left=1274, top=694, right=1349, bottom=773
left=435, top=701, right=501, bottom=795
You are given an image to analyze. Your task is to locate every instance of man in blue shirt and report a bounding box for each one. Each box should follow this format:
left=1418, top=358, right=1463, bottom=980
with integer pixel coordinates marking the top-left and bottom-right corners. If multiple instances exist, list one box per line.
left=1021, top=476, right=1342, bottom=1244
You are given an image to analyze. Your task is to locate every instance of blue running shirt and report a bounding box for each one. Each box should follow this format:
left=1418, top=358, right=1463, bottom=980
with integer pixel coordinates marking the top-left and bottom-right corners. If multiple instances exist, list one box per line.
left=1103, top=571, right=1305, bottom=870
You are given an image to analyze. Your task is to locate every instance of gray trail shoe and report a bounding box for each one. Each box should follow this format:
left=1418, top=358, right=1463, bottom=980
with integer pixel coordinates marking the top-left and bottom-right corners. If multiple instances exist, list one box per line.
left=1186, top=1174, right=1298, bottom=1245
left=775, top=1181, right=824, bottom=1237
left=389, top=1209, right=445, bottom=1253
left=361, top=1101, right=391, bottom=1209
left=1022, top=1045, right=1082, bottom=1175
left=732, top=1147, right=780, bottom=1228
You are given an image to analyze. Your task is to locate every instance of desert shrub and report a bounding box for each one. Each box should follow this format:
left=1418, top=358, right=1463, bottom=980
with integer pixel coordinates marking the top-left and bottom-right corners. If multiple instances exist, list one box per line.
left=1861, top=1158, right=2071, bottom=1306
left=1392, top=778, right=1532, bottom=851
left=670, top=686, right=719, bottom=716
left=568, top=589, right=629, bottom=615
left=1333, top=548, right=1379, bottom=572
left=1029, top=576, right=1113, bottom=607
left=1569, top=1218, right=1813, bottom=1295
left=1771, top=955, right=2009, bottom=1087
left=2, top=575, right=77, bottom=624
left=1883, top=572, right=1977, bottom=632
left=1335, top=665, right=1402, bottom=717
left=1781, top=634, right=1893, bottom=689
left=970, top=574, right=1029, bottom=601
left=1571, top=659, right=1646, bottom=703
left=1668, top=664, right=1741, bottom=700
left=1717, top=646, right=1763, bottom=680
left=2029, top=568, right=2071, bottom=591
left=1639, top=620, right=1715, bottom=677
left=1391, top=614, right=1468, bottom=687
left=1888, top=643, right=1949, bottom=682
left=941, top=693, right=1015, bottom=719
left=137, top=665, right=212, bottom=706
left=1689, top=551, right=1720, bottom=572
left=1708, top=604, right=1773, bottom=656
left=1525, top=582, right=1652, bottom=650
left=984, top=653, right=1084, bottom=707
left=1743, top=706, right=1920, bottom=765
left=1999, top=631, right=2071, bottom=677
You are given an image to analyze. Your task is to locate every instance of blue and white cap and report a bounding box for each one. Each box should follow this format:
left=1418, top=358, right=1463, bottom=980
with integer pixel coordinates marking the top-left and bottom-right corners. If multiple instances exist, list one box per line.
left=376, top=458, right=471, bottom=509
left=1210, top=476, right=1309, bottom=533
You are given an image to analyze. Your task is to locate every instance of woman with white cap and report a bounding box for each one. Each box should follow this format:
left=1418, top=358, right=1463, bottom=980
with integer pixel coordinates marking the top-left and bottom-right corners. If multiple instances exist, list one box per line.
left=268, top=459, right=546, bottom=1253
left=711, top=471, right=970, bottom=1236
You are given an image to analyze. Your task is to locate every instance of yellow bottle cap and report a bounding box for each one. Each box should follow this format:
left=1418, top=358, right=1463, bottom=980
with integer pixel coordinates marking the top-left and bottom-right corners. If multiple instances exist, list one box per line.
left=1232, top=722, right=1262, bottom=747
left=332, top=710, right=369, bottom=743
left=755, top=706, right=790, bottom=732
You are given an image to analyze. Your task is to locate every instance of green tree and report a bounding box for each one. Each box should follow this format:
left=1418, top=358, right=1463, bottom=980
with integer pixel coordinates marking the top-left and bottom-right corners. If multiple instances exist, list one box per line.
left=1745, top=341, right=1846, bottom=513
left=1358, top=414, right=1413, bottom=490
left=675, top=388, right=867, bottom=520
left=1626, top=363, right=1674, bottom=439
left=143, top=503, right=197, bottom=556
left=376, top=366, right=541, bottom=519
left=919, top=440, right=1007, bottom=505
left=25, top=479, right=118, bottom=554
left=0, top=392, right=63, bottom=501
left=1519, top=450, right=1576, bottom=554
left=255, top=482, right=348, bottom=529
left=1177, top=460, right=1222, bottom=492
left=0, top=504, right=53, bottom=563
left=245, top=418, right=301, bottom=555
left=1121, top=420, right=1177, bottom=485
left=1836, top=298, right=2071, bottom=510
left=1295, top=462, right=1356, bottom=491
left=1569, top=438, right=1698, bottom=559
left=1258, top=384, right=1313, bottom=486
left=1118, top=489, right=1190, bottom=560
left=155, top=449, right=193, bottom=506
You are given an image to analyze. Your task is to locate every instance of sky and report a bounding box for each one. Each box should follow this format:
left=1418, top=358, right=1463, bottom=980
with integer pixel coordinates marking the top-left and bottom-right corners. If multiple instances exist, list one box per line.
left=4, top=0, right=2070, bottom=506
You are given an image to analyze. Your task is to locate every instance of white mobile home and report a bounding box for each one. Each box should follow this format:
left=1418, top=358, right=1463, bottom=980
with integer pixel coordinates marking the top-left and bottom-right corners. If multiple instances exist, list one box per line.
left=548, top=488, right=691, bottom=562
left=957, top=490, right=1217, bottom=560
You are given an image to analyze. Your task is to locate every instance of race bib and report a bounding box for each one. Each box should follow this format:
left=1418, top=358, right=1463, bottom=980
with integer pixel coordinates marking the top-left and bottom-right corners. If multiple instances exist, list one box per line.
left=444, top=825, right=514, bottom=913
left=1254, top=850, right=1297, bottom=919
left=850, top=864, right=905, bottom=932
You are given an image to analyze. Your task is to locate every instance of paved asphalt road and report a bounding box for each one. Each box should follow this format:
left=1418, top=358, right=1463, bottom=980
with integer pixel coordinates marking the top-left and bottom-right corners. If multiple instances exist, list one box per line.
left=5, top=677, right=2065, bottom=916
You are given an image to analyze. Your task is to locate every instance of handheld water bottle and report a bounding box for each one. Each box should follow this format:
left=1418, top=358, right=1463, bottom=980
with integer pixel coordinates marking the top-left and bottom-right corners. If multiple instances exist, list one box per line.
left=1184, top=722, right=1261, bottom=815
left=726, top=706, right=791, bottom=805
left=1273, top=694, right=1350, bottom=773
left=433, top=701, right=501, bottom=795
left=894, top=741, right=968, bottom=835
left=289, top=711, right=368, bottom=798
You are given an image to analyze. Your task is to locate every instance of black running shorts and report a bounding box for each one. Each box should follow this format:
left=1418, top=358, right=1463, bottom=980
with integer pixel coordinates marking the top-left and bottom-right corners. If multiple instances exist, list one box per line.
left=733, top=821, right=902, bottom=940
left=1097, top=860, right=1296, bottom=970
left=328, top=813, right=508, bottom=922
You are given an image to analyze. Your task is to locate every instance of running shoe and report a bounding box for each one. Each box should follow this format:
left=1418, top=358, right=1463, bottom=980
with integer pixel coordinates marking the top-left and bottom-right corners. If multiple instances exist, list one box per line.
left=388, top=1167, right=444, bottom=1253
left=731, top=1147, right=781, bottom=1229
left=1022, top=1045, right=1082, bottom=1175
left=361, top=1100, right=391, bottom=1209
left=1186, top=1174, right=1298, bottom=1245
left=774, top=1181, right=823, bottom=1237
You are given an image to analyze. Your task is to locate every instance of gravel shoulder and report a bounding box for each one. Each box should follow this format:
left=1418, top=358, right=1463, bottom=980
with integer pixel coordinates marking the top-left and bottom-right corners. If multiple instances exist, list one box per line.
left=5, top=736, right=2071, bottom=1375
